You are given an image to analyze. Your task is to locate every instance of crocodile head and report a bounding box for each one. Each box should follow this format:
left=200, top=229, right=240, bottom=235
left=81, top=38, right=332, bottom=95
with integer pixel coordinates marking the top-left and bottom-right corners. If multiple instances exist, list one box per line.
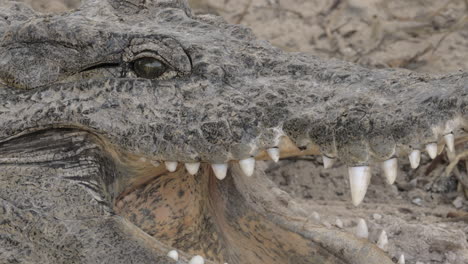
left=0, top=0, right=466, bottom=263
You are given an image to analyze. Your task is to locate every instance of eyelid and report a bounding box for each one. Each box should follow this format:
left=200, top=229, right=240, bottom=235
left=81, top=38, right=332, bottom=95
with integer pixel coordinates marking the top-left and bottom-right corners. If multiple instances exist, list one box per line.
left=130, top=52, right=173, bottom=69
left=124, top=38, right=191, bottom=74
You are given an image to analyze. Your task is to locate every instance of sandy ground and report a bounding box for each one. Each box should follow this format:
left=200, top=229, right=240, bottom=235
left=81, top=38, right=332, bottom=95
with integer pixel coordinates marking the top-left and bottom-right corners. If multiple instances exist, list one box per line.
left=189, top=0, right=468, bottom=74
left=14, top=0, right=468, bottom=263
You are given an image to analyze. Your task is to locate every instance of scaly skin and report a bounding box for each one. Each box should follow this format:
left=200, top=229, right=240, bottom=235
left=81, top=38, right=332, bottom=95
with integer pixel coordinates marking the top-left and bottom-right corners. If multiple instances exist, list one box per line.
left=0, top=0, right=466, bottom=263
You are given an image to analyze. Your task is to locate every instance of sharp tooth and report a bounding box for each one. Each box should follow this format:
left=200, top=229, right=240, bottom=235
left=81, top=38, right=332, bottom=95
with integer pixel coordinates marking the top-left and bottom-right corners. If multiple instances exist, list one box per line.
left=398, top=254, right=405, bottom=264
left=165, top=161, right=178, bottom=172
left=267, top=147, right=280, bottom=162
left=322, top=155, right=335, bottom=169
left=381, top=158, right=398, bottom=185
left=312, top=211, right=320, bottom=221
left=239, top=157, right=255, bottom=177
left=335, top=218, right=344, bottom=229
left=355, top=218, right=369, bottom=239
left=408, top=150, right=421, bottom=169
left=211, top=163, right=228, bottom=180
left=376, top=230, right=388, bottom=251
left=189, top=255, right=205, bottom=264
left=425, top=143, right=438, bottom=159
left=185, top=162, right=201, bottom=175
left=444, top=133, right=455, bottom=153
left=348, top=166, right=371, bottom=206
left=167, top=250, right=178, bottom=261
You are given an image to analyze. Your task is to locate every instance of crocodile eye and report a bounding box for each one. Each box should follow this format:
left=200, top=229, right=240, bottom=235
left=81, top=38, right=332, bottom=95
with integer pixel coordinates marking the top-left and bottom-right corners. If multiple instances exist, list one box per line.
left=133, top=57, right=168, bottom=79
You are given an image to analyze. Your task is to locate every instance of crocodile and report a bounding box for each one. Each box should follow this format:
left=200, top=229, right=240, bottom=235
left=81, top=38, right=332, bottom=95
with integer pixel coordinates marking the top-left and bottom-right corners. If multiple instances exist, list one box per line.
left=0, top=0, right=467, bottom=263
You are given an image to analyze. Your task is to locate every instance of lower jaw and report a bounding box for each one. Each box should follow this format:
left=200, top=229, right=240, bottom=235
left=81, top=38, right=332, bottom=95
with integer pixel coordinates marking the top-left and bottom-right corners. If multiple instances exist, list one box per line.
left=114, top=161, right=393, bottom=264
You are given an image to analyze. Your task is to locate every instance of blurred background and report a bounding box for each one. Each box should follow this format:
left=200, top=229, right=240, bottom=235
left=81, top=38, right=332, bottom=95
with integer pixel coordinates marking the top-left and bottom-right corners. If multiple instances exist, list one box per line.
left=18, top=0, right=468, bottom=74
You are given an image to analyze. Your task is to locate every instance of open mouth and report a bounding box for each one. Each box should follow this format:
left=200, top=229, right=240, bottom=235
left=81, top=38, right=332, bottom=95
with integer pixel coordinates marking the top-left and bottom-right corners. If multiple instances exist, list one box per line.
left=1, top=104, right=466, bottom=264
left=105, top=126, right=467, bottom=263
left=113, top=136, right=386, bottom=264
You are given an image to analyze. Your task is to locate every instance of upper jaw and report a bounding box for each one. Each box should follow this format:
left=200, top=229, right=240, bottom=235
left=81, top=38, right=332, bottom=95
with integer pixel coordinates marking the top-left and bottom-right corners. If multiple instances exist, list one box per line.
left=0, top=5, right=466, bottom=165
left=0, top=1, right=465, bottom=165
left=0, top=59, right=466, bottom=166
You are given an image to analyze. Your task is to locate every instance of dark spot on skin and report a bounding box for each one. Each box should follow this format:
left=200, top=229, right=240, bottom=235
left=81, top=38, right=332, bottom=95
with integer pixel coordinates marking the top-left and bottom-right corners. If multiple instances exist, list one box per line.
left=178, top=189, right=184, bottom=198
left=201, top=121, right=231, bottom=145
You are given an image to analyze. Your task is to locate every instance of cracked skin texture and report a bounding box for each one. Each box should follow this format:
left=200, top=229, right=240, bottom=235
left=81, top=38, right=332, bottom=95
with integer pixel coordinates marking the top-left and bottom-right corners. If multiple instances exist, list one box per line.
left=0, top=0, right=466, bottom=263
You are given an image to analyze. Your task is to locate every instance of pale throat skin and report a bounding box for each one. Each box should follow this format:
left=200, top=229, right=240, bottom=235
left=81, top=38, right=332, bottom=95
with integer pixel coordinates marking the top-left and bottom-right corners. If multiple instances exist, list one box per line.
left=0, top=0, right=467, bottom=264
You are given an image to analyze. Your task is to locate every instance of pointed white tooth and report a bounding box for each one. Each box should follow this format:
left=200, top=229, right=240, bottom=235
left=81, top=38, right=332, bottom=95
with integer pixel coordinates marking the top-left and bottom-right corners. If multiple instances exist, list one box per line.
left=381, top=158, right=398, bottom=185
left=355, top=218, right=369, bottom=239
left=267, top=147, right=280, bottom=162
left=398, top=254, right=405, bottom=264
left=311, top=211, right=320, bottom=221
left=322, top=155, right=335, bottom=169
left=409, top=150, right=421, bottom=169
left=211, top=163, right=228, bottom=180
left=425, top=143, right=438, bottom=159
left=376, top=230, right=388, bottom=251
left=167, top=250, right=178, bottom=261
left=189, top=255, right=205, bottom=264
left=239, top=157, right=255, bottom=177
left=444, top=133, right=455, bottom=153
left=348, top=166, right=371, bottom=206
left=185, top=162, right=201, bottom=175
left=335, top=218, right=344, bottom=229
left=165, top=161, right=178, bottom=172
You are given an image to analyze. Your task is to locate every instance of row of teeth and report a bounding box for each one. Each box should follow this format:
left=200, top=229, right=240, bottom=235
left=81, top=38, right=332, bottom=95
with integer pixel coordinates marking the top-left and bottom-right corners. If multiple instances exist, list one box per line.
left=164, top=217, right=411, bottom=263
left=167, top=252, right=205, bottom=263
left=320, top=214, right=408, bottom=263
left=167, top=252, right=214, bottom=264
left=162, top=133, right=456, bottom=207
left=353, top=218, right=406, bottom=263
left=160, top=133, right=457, bottom=263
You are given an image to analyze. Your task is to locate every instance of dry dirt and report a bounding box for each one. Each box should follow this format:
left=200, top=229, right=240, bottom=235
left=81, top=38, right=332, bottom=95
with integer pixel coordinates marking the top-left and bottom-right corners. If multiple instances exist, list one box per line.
left=14, top=0, right=468, bottom=263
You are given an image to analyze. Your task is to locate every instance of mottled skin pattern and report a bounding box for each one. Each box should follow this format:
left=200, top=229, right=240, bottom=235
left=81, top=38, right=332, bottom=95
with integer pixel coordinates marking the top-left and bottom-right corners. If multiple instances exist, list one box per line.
left=0, top=0, right=466, bottom=263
